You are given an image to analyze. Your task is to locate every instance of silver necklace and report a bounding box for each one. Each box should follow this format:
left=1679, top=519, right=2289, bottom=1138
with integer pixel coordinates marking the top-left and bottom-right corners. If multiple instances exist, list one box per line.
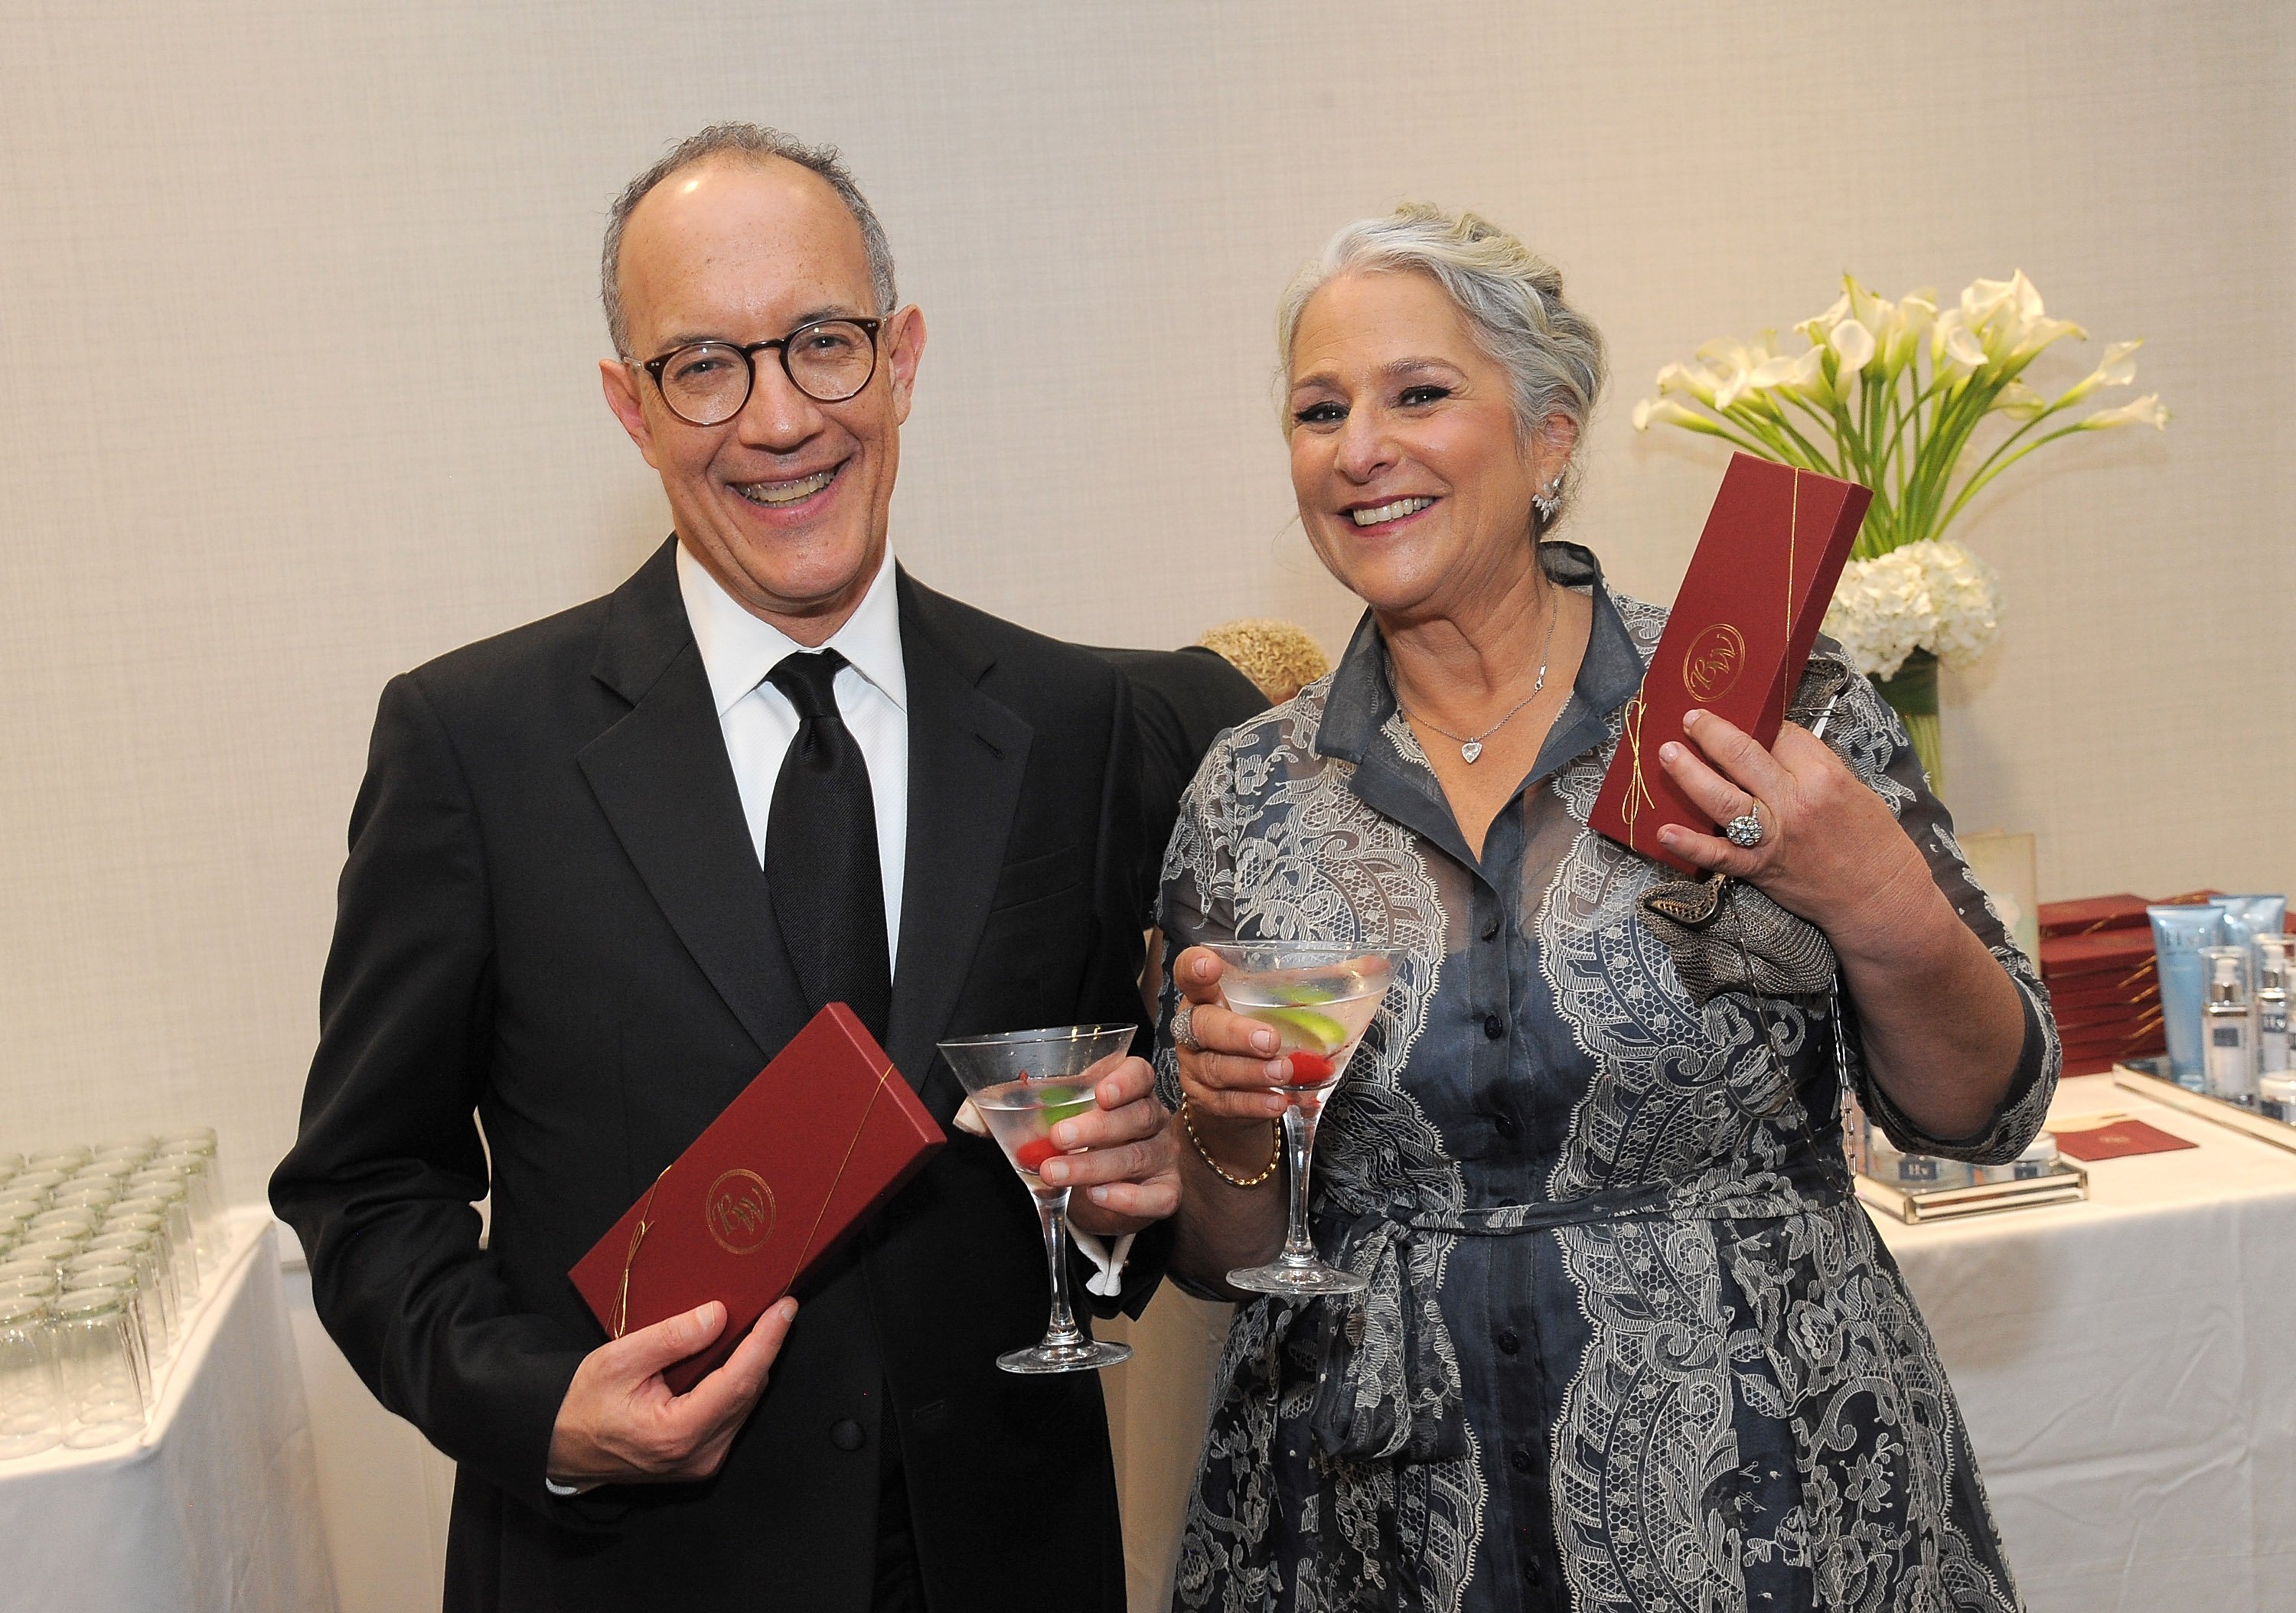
left=1399, top=595, right=1561, bottom=764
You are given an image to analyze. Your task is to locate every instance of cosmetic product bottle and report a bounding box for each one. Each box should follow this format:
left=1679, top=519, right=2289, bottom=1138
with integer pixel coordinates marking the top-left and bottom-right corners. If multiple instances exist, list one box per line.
left=2257, top=934, right=2292, bottom=1077
left=2262, top=1070, right=2296, bottom=1125
left=2201, top=945, right=2257, bottom=1106
left=2151, top=904, right=2227, bottom=1089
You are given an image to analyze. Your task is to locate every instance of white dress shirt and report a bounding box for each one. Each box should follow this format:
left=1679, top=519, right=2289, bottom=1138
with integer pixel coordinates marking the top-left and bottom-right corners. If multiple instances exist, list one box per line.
left=675, top=540, right=908, bottom=974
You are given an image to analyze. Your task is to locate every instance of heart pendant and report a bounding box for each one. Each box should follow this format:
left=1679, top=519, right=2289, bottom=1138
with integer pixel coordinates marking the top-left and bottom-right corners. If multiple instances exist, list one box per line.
left=1459, top=740, right=1483, bottom=764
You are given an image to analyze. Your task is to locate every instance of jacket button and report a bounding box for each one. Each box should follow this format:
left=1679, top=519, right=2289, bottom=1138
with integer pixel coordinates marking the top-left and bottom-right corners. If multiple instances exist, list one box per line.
left=1510, top=1445, right=1534, bottom=1475
left=1497, top=1328, right=1521, bottom=1356
left=1492, top=1111, right=1519, bottom=1139
left=830, top=1418, right=865, bottom=1452
left=1482, top=1013, right=1505, bottom=1041
left=1482, top=915, right=1502, bottom=941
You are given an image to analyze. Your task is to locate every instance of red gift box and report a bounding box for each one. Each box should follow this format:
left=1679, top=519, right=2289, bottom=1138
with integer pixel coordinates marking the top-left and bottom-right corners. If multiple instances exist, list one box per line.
left=2039, top=928, right=2157, bottom=979
left=2046, top=972, right=2159, bottom=1014
left=2037, top=894, right=2152, bottom=939
left=569, top=1005, right=945, bottom=1394
left=1590, top=455, right=1871, bottom=873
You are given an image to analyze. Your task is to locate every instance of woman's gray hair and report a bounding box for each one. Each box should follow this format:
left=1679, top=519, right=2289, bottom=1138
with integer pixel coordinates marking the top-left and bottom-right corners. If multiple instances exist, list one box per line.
left=1277, top=203, right=1606, bottom=534
left=602, top=123, right=898, bottom=357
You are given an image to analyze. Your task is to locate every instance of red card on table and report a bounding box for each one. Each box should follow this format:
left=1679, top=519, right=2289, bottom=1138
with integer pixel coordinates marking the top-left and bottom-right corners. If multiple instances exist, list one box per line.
left=1589, top=455, right=1871, bottom=873
left=569, top=1005, right=945, bottom=1393
left=2049, top=1118, right=2196, bottom=1160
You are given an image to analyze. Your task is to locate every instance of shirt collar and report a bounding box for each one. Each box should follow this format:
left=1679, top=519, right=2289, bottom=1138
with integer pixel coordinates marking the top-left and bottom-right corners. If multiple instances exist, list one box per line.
left=675, top=539, right=908, bottom=718
left=1314, top=539, right=1646, bottom=771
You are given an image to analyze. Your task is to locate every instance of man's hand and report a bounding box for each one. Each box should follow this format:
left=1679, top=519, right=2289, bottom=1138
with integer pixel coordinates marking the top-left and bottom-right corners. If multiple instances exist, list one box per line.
left=1040, top=1053, right=1181, bottom=1237
left=545, top=1296, right=797, bottom=1488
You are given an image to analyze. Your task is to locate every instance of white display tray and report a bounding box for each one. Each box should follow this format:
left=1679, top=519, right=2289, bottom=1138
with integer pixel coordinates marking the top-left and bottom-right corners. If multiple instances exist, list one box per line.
left=1854, top=1159, right=2088, bottom=1224
left=2112, top=1061, right=2296, bottom=1156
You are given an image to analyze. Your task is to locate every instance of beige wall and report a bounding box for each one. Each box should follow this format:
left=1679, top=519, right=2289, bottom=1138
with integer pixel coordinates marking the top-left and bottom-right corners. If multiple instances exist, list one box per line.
left=1, top=2, right=2288, bottom=1595
left=5, top=0, right=2287, bottom=1191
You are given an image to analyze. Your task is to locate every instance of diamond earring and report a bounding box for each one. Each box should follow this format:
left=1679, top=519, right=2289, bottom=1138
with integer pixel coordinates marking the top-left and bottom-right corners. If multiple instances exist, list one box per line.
left=1531, top=475, right=1563, bottom=523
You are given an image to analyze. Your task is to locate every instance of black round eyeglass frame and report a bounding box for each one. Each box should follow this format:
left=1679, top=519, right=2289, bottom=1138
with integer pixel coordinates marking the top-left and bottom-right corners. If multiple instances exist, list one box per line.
left=635, top=316, right=885, bottom=424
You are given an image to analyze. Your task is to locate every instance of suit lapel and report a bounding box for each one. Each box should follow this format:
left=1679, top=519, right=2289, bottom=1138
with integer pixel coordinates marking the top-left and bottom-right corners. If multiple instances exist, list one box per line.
left=578, top=539, right=804, bottom=1061
left=887, top=572, right=1032, bottom=1105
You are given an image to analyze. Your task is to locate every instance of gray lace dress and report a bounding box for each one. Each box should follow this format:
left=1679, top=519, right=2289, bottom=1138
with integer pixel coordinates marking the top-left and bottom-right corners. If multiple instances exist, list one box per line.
left=1155, top=543, right=2058, bottom=1613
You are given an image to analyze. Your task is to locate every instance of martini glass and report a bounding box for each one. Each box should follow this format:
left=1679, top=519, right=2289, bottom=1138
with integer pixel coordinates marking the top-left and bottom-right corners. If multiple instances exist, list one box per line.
left=1210, top=942, right=1401, bottom=1298
left=938, top=1023, right=1138, bottom=1374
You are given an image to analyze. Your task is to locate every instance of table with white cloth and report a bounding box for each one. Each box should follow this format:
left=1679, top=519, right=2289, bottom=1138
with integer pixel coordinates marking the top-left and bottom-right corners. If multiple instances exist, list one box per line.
left=0, top=1207, right=338, bottom=1613
left=1876, top=1074, right=2296, bottom=1613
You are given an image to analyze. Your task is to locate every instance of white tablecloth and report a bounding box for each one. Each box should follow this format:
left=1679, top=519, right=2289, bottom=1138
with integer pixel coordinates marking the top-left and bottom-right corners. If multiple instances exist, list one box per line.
left=0, top=1208, right=338, bottom=1613
left=1878, top=1075, right=2296, bottom=1612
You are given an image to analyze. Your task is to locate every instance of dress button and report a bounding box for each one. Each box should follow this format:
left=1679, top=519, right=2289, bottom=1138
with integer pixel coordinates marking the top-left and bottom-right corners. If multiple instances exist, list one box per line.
left=1482, top=915, right=1502, bottom=941
left=1497, top=1328, right=1521, bottom=1355
left=1510, top=1445, right=1534, bottom=1475
left=1482, top=1013, right=1505, bottom=1041
left=1523, top=1556, right=1544, bottom=1585
left=830, top=1418, right=865, bottom=1452
left=1492, top=1111, right=1519, bottom=1139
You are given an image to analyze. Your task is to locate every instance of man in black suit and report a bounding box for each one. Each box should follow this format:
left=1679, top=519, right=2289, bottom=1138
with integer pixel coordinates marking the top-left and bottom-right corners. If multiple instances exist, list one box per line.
left=272, top=125, right=1179, bottom=1612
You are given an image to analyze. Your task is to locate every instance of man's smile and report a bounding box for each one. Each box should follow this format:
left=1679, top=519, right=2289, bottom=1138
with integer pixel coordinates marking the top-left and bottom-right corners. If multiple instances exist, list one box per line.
left=731, top=460, right=846, bottom=507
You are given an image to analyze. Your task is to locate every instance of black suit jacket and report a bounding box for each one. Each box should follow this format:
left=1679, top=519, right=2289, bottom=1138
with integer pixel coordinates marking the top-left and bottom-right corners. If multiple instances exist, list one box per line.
left=272, top=539, right=1159, bottom=1612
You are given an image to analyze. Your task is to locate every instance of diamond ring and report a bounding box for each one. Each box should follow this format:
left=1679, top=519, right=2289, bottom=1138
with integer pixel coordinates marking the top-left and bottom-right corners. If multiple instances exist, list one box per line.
left=1172, top=1004, right=1202, bottom=1053
left=1724, top=811, right=1766, bottom=849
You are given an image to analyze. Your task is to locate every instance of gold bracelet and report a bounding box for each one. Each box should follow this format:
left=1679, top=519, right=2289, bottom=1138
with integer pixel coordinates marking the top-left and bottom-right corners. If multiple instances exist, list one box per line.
left=1180, top=1096, right=1281, bottom=1189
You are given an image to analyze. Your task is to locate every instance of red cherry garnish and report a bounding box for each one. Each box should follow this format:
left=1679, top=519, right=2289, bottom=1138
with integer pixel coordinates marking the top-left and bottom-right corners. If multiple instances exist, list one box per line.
left=1015, top=1138, right=1061, bottom=1172
left=1285, top=1051, right=1335, bottom=1086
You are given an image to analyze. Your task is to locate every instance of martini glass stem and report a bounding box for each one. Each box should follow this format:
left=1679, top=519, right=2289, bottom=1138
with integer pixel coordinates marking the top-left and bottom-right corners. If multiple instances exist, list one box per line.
left=1035, top=1188, right=1086, bottom=1346
left=1278, top=1103, right=1321, bottom=1269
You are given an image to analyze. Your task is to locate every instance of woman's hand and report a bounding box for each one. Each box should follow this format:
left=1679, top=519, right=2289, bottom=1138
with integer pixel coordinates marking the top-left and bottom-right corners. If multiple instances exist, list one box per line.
left=1170, top=945, right=1294, bottom=1129
left=1654, top=709, right=1934, bottom=943
left=1166, top=944, right=1290, bottom=1284
left=1655, top=706, right=2029, bottom=1143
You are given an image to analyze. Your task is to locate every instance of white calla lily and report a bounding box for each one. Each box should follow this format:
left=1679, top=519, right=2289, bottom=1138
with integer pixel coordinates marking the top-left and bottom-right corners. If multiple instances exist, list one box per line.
left=1829, top=318, right=1877, bottom=375
left=1632, top=397, right=1707, bottom=431
left=2079, top=393, right=2169, bottom=431
left=1639, top=268, right=2163, bottom=620
left=2057, top=339, right=2141, bottom=406
left=1995, top=381, right=2048, bottom=420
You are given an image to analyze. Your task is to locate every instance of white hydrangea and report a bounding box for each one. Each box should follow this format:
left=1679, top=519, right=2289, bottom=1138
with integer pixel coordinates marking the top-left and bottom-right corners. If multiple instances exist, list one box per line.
left=1823, top=539, right=2003, bottom=679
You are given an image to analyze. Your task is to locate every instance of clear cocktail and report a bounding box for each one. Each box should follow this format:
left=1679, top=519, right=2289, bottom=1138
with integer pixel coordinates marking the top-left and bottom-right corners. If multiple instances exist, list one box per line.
left=938, top=1025, right=1138, bottom=1375
left=1208, top=943, right=1400, bottom=1298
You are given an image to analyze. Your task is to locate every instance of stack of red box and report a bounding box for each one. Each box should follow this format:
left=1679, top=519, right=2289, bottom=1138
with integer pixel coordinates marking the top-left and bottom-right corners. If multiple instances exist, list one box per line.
left=2037, top=894, right=2164, bottom=1076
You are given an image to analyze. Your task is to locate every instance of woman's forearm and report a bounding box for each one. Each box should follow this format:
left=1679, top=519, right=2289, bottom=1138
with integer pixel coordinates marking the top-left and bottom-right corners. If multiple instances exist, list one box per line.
left=1831, top=853, right=2028, bottom=1142
left=1169, top=1110, right=1287, bottom=1295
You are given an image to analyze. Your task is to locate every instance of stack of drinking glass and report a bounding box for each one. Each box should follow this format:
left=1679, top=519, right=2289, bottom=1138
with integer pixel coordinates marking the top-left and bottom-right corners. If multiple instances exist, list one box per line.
left=0, top=1129, right=223, bottom=1458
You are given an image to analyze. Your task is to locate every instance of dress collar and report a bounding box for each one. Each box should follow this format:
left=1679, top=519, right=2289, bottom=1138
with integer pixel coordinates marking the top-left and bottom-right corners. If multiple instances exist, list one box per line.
left=675, top=539, right=908, bottom=718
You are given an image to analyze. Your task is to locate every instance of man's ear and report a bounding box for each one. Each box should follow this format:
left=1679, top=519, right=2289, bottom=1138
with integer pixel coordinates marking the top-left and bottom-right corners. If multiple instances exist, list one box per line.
left=601, top=358, right=662, bottom=471
left=884, top=305, right=928, bottom=426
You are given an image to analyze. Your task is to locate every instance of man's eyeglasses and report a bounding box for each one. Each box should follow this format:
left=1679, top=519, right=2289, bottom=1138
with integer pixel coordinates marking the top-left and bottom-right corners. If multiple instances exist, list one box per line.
left=636, top=317, right=884, bottom=425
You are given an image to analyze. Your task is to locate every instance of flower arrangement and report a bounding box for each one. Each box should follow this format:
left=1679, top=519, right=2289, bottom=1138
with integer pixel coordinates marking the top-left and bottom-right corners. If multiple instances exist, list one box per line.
left=1632, top=272, right=2167, bottom=791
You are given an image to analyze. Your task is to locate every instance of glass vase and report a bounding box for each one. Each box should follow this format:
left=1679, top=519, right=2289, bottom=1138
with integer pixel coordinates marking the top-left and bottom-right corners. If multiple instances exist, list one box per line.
left=1874, top=648, right=1944, bottom=799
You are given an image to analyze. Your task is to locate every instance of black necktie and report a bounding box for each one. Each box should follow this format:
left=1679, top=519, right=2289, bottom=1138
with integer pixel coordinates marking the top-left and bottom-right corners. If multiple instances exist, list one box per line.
left=763, top=650, right=892, bottom=1041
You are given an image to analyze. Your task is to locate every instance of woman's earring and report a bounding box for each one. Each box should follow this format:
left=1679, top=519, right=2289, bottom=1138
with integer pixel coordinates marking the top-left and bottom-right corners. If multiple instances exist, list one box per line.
left=1531, top=475, right=1563, bottom=523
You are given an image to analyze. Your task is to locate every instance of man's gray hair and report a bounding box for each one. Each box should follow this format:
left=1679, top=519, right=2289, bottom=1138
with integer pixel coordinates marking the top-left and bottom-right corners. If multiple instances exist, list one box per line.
left=602, top=123, right=899, bottom=357
left=1277, top=203, right=1606, bottom=534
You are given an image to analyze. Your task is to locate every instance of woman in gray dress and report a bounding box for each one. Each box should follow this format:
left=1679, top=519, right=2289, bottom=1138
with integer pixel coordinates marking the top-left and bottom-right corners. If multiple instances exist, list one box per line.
left=1159, top=204, right=2056, bottom=1612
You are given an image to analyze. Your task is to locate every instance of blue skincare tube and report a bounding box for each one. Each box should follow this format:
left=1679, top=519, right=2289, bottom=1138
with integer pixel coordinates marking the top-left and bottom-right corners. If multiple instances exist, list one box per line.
left=2152, top=904, right=2227, bottom=1087
left=2212, top=895, right=2288, bottom=966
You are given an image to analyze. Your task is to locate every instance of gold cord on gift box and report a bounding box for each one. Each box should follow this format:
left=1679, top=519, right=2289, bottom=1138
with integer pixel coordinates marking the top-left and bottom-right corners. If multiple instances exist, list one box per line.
left=609, top=1057, right=900, bottom=1338
left=610, top=1165, right=673, bottom=1339
left=1180, top=1096, right=1280, bottom=1188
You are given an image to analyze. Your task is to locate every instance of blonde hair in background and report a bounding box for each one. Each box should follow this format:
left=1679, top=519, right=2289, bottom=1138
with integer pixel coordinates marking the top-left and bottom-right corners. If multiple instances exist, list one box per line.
left=1198, top=619, right=1331, bottom=705
left=1276, top=202, right=1607, bottom=535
